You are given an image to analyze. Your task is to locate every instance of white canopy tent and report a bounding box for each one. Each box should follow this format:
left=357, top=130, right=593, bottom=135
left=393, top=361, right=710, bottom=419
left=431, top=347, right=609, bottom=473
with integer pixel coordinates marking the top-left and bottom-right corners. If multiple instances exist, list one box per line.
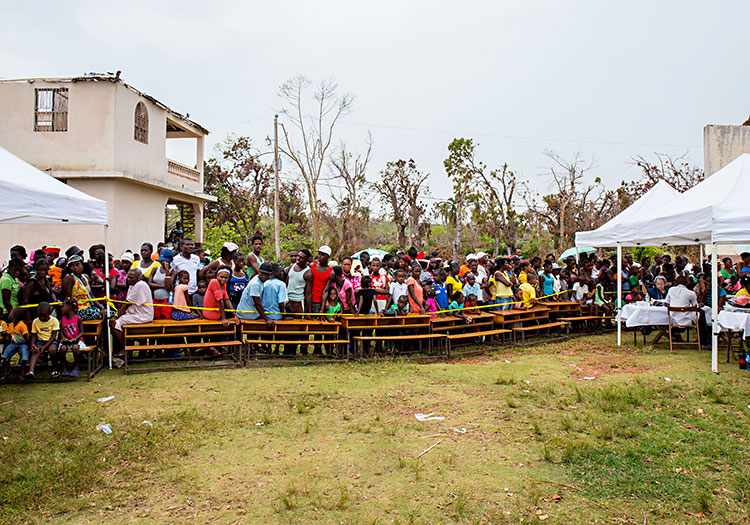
left=0, top=146, right=113, bottom=368
left=575, top=181, right=681, bottom=349
left=576, top=154, right=750, bottom=373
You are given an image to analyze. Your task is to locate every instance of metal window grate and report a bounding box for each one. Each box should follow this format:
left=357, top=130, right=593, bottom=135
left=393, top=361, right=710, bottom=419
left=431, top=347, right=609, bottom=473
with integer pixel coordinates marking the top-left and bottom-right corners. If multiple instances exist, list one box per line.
left=134, top=101, right=149, bottom=144
left=34, top=88, right=68, bottom=132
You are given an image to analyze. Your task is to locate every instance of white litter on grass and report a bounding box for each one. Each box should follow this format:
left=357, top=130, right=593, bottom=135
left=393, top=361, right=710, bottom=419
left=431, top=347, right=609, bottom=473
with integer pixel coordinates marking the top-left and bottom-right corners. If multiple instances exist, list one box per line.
left=583, top=376, right=596, bottom=380
left=97, top=396, right=115, bottom=403
left=664, top=377, right=672, bottom=382
left=453, top=428, right=467, bottom=434
left=255, top=422, right=265, bottom=426
left=525, top=380, right=531, bottom=385
left=504, top=360, right=511, bottom=363
left=140, top=420, right=153, bottom=427
left=95, top=423, right=112, bottom=435
left=2, top=436, right=7, bottom=441
left=415, top=412, right=445, bottom=422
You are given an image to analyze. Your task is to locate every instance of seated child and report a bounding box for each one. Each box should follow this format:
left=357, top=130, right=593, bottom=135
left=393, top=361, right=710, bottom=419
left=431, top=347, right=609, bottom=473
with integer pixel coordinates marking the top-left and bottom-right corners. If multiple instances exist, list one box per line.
left=192, top=279, right=208, bottom=318
left=385, top=294, right=410, bottom=316
left=0, top=307, right=29, bottom=380
left=28, top=302, right=60, bottom=379
left=325, top=287, right=342, bottom=322
left=449, top=292, right=472, bottom=324
left=59, top=299, right=84, bottom=378
left=464, top=293, right=480, bottom=314
left=172, top=270, right=200, bottom=320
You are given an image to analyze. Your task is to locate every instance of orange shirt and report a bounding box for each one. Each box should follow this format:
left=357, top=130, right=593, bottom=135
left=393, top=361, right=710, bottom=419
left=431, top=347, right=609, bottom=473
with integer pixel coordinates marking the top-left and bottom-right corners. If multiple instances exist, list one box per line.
left=459, top=265, right=470, bottom=277
left=49, top=266, right=63, bottom=287
left=406, top=276, right=424, bottom=313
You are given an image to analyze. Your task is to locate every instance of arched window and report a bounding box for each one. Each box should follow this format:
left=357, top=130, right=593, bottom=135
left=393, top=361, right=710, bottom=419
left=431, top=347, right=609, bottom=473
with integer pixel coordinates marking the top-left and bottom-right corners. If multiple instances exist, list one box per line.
left=134, top=102, right=149, bottom=144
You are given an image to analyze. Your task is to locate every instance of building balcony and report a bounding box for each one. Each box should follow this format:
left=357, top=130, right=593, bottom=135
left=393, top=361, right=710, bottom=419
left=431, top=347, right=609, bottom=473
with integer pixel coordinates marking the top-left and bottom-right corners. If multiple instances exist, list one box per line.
left=167, top=158, right=201, bottom=183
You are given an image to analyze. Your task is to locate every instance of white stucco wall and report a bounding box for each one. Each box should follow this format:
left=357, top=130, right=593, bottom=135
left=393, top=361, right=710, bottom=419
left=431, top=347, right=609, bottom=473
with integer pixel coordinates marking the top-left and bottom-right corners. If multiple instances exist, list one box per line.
left=0, top=80, right=115, bottom=171
left=703, top=124, right=750, bottom=176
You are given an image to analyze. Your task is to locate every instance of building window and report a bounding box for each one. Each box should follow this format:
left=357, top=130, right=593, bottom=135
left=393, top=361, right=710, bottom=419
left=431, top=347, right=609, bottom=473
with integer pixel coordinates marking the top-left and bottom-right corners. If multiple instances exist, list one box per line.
left=34, top=88, right=68, bottom=132
left=134, top=102, right=149, bottom=144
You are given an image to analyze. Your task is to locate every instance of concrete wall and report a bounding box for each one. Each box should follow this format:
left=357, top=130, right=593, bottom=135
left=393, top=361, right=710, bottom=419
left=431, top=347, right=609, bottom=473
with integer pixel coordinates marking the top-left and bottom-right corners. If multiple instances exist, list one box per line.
left=703, top=125, right=750, bottom=176
left=0, top=80, right=115, bottom=171
left=112, top=82, right=169, bottom=184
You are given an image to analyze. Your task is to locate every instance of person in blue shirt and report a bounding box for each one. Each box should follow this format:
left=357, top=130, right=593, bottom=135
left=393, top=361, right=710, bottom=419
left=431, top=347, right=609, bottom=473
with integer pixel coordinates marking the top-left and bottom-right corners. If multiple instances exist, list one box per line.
left=462, top=273, right=482, bottom=305
left=433, top=270, right=449, bottom=310
left=640, top=275, right=669, bottom=301
left=261, top=264, right=288, bottom=321
left=539, top=261, right=556, bottom=298
left=236, top=263, right=274, bottom=323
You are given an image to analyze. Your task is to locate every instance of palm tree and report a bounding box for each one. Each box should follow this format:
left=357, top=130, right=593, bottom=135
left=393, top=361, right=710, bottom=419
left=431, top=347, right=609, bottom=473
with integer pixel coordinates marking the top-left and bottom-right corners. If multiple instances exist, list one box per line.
left=434, top=198, right=458, bottom=227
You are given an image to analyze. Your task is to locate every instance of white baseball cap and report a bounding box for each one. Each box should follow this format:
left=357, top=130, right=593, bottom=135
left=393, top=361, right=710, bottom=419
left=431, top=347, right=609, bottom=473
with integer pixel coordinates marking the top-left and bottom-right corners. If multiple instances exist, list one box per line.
left=467, top=253, right=477, bottom=261
left=476, top=251, right=488, bottom=259
left=223, top=242, right=239, bottom=252
left=318, top=245, right=332, bottom=256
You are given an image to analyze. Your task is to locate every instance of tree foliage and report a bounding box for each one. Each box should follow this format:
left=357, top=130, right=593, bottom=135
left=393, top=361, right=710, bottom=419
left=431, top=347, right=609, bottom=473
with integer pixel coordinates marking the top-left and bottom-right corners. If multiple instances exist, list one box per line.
left=203, top=135, right=272, bottom=247
left=373, top=159, right=430, bottom=250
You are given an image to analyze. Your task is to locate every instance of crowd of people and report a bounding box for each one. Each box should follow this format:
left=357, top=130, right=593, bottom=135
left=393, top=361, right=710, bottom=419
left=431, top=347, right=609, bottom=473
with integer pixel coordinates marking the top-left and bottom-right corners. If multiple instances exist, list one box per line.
left=1, top=235, right=746, bottom=379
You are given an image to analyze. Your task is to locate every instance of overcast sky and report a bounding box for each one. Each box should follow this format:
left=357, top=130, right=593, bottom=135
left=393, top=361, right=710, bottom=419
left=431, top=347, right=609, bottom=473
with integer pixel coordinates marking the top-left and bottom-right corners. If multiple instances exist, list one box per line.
left=2, top=1, right=748, bottom=214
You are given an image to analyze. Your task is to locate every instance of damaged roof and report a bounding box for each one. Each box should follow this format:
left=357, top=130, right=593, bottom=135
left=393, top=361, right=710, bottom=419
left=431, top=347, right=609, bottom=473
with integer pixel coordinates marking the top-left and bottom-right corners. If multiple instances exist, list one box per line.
left=0, top=72, right=209, bottom=135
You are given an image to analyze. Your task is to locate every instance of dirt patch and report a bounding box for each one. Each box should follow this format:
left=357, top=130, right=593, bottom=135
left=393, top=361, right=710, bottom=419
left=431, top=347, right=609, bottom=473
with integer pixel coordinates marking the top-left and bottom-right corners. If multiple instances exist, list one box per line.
left=568, top=354, right=656, bottom=379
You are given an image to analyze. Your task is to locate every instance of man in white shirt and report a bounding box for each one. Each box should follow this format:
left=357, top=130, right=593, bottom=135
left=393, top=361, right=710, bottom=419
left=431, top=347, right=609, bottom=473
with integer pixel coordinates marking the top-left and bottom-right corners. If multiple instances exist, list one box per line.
left=664, top=276, right=698, bottom=327
left=171, top=237, right=201, bottom=295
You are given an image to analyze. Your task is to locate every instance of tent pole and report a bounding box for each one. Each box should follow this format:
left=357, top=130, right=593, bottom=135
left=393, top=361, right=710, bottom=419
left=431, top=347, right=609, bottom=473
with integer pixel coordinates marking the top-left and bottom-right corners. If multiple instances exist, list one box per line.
left=616, top=243, right=622, bottom=346
left=711, top=240, right=718, bottom=374
left=104, top=225, right=112, bottom=370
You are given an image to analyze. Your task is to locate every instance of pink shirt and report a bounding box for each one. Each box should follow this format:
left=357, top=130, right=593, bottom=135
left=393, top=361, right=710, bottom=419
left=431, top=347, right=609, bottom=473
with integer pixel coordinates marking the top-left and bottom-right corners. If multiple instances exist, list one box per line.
left=173, top=283, right=190, bottom=312
left=425, top=298, right=438, bottom=318
left=334, top=279, right=354, bottom=311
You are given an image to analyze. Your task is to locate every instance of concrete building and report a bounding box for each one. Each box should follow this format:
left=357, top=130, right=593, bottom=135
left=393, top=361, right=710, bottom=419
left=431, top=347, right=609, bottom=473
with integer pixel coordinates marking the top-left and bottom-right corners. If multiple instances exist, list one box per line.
left=703, top=124, right=750, bottom=176
left=0, top=73, right=215, bottom=259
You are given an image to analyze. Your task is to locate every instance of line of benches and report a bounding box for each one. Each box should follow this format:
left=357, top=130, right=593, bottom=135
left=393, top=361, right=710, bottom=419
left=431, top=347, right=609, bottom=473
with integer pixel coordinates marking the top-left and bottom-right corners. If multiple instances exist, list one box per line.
left=7, top=302, right=611, bottom=380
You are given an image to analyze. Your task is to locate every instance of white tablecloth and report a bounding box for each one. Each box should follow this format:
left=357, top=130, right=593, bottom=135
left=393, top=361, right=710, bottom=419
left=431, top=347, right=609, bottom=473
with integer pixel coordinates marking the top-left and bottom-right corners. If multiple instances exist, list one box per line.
left=619, top=304, right=669, bottom=327
left=718, top=310, right=750, bottom=337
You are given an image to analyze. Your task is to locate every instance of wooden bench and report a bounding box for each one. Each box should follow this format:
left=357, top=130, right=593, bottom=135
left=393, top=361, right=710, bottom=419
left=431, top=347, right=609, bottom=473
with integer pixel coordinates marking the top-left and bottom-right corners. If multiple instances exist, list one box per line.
left=81, top=320, right=105, bottom=381
left=122, top=319, right=242, bottom=373
left=493, top=305, right=552, bottom=327
left=431, top=313, right=495, bottom=333
left=353, top=333, right=447, bottom=359
left=240, top=319, right=348, bottom=361
left=343, top=314, right=435, bottom=359
left=513, top=321, right=569, bottom=345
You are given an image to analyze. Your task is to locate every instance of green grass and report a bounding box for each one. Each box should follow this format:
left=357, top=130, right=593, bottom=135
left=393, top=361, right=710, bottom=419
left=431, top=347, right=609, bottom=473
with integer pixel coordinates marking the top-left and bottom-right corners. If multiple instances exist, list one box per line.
left=1, top=334, right=749, bottom=523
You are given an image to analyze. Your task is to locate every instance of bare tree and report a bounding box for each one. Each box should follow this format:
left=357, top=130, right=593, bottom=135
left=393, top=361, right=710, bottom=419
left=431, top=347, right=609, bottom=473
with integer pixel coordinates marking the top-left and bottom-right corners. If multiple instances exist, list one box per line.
left=615, top=152, right=704, bottom=209
left=373, top=159, right=430, bottom=250
left=529, top=150, right=616, bottom=252
left=470, top=163, right=525, bottom=256
left=278, top=76, right=353, bottom=245
left=444, top=138, right=483, bottom=260
left=327, top=134, right=373, bottom=258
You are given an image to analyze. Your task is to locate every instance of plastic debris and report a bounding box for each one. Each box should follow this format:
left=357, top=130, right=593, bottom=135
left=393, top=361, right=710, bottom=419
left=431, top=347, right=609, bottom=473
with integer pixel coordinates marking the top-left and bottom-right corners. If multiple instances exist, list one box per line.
left=96, top=423, right=112, bottom=435
left=453, top=428, right=467, bottom=434
left=97, top=395, right=115, bottom=403
left=2, top=436, right=7, bottom=441
left=583, top=376, right=596, bottom=380
left=255, top=422, right=265, bottom=426
left=140, top=420, right=153, bottom=427
left=414, top=412, right=445, bottom=422
left=664, top=377, right=671, bottom=382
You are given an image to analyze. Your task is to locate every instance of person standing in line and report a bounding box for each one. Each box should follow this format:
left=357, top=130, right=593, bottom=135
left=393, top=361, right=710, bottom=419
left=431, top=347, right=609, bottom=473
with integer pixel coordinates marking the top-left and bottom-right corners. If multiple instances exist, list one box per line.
left=172, top=237, right=201, bottom=296
left=246, top=235, right=265, bottom=278
left=309, top=245, right=334, bottom=317
left=286, top=249, right=313, bottom=316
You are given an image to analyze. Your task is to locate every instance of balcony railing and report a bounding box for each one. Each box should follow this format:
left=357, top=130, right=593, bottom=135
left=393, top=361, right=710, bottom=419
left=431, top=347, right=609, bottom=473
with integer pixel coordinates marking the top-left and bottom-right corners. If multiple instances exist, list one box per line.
left=167, top=159, right=201, bottom=183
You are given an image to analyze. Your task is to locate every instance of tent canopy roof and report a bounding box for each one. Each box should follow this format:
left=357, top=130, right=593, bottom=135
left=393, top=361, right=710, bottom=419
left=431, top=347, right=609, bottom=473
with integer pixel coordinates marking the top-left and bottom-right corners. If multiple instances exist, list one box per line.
left=613, top=154, right=750, bottom=246
left=0, top=146, right=108, bottom=225
left=575, top=180, right=680, bottom=247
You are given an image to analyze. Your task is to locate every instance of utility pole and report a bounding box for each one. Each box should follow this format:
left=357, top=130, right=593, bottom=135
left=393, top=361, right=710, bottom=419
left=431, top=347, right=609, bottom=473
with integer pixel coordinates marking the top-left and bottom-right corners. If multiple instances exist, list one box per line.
left=274, top=114, right=281, bottom=260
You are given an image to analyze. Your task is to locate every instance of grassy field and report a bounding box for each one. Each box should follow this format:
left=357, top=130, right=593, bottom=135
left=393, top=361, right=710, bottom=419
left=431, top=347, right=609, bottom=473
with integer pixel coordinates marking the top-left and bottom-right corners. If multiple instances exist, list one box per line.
left=1, top=334, right=749, bottom=524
